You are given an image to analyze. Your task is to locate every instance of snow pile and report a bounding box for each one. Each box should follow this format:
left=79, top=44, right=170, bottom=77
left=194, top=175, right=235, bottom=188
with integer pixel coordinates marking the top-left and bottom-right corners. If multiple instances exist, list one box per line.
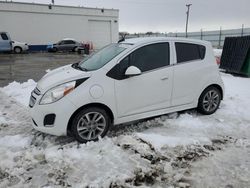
left=213, top=48, right=223, bottom=57
left=0, top=135, right=31, bottom=171
left=1, top=79, right=36, bottom=106
left=43, top=138, right=150, bottom=187
left=135, top=73, right=250, bottom=151
left=0, top=135, right=31, bottom=149
left=0, top=116, right=7, bottom=124
left=137, top=132, right=211, bottom=149
left=0, top=72, right=250, bottom=187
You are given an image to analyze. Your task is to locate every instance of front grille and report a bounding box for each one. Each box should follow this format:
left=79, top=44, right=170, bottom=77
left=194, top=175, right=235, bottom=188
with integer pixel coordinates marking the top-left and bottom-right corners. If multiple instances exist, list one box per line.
left=29, top=96, right=36, bottom=108
left=29, top=87, right=41, bottom=108
left=34, top=87, right=41, bottom=95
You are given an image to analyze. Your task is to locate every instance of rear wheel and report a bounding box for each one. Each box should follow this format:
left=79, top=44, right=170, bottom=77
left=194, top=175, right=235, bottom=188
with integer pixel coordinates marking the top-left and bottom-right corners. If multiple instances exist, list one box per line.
left=73, top=46, right=78, bottom=52
left=197, top=86, right=221, bottom=115
left=71, top=107, right=111, bottom=143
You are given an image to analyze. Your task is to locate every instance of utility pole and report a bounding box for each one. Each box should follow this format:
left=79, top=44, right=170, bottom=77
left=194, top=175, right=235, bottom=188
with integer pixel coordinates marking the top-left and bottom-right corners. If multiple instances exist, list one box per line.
left=185, top=4, right=192, bottom=38
left=241, top=24, right=244, bottom=37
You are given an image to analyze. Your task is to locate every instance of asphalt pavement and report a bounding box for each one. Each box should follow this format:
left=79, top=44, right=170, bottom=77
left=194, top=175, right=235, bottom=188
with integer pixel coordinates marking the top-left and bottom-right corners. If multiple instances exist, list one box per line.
left=0, top=53, right=83, bottom=87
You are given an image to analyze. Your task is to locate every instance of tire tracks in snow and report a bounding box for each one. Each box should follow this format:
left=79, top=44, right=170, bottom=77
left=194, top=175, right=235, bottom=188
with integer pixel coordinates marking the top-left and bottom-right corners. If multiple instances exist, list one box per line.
left=111, top=135, right=237, bottom=188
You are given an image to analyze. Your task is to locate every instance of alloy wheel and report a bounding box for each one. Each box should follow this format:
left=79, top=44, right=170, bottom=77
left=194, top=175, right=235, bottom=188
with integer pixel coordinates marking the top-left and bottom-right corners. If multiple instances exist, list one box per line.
left=202, top=89, right=220, bottom=112
left=76, top=112, right=106, bottom=141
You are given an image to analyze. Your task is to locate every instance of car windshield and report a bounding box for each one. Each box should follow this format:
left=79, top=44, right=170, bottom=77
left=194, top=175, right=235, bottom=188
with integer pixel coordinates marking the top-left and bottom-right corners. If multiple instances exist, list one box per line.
left=78, top=43, right=128, bottom=71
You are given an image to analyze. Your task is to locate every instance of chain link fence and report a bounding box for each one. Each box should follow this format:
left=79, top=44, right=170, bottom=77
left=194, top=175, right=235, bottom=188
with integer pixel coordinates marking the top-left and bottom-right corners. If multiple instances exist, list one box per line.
left=124, top=27, right=250, bottom=48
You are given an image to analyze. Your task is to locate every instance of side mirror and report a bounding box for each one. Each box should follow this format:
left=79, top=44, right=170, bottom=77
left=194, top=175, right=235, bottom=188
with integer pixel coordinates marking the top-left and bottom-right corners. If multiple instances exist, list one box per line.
left=125, top=66, right=142, bottom=76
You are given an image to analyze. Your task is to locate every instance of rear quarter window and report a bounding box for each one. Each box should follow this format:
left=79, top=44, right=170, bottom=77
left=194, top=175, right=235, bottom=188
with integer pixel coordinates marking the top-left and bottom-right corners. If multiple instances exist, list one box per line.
left=175, top=42, right=206, bottom=63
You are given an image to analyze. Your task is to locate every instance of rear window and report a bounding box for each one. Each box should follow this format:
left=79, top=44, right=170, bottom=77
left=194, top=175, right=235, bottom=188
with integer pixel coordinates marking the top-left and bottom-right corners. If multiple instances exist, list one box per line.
left=64, top=40, right=75, bottom=44
left=175, top=42, right=206, bottom=63
left=1, top=33, right=9, bottom=40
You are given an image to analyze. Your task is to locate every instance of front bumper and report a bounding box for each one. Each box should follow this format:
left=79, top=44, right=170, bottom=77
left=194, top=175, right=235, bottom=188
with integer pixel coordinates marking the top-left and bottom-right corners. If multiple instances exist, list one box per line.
left=23, top=45, right=29, bottom=51
left=30, top=92, right=77, bottom=136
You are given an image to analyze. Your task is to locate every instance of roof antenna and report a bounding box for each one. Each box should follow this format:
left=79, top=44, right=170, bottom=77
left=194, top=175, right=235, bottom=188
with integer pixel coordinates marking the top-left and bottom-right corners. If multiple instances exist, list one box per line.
left=118, top=33, right=127, bottom=43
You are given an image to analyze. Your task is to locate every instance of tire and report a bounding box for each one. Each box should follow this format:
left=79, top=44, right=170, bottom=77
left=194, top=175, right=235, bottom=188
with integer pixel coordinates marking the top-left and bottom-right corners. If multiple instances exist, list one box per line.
left=72, top=46, right=78, bottom=52
left=71, top=107, right=111, bottom=143
left=14, top=47, right=22, bottom=54
left=197, top=86, right=222, bottom=115
left=53, top=47, right=58, bottom=52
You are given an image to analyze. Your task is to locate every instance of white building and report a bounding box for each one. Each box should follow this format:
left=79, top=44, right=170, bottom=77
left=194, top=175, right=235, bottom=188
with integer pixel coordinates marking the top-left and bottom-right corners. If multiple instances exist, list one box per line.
left=0, top=1, right=119, bottom=49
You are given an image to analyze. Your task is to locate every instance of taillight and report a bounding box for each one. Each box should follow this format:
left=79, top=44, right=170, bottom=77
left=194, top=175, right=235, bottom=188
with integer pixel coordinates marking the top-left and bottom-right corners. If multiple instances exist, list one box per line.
left=215, top=57, right=220, bottom=65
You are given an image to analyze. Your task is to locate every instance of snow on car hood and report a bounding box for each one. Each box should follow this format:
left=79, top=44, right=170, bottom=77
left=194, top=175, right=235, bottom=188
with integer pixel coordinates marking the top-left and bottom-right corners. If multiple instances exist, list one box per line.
left=37, top=64, right=91, bottom=93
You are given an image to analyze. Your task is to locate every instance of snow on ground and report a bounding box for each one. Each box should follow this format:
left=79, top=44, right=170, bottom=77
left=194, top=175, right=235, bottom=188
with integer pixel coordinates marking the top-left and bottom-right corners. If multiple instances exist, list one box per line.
left=213, top=48, right=223, bottom=57
left=190, top=141, right=250, bottom=188
left=2, top=79, right=36, bottom=106
left=0, top=73, right=250, bottom=187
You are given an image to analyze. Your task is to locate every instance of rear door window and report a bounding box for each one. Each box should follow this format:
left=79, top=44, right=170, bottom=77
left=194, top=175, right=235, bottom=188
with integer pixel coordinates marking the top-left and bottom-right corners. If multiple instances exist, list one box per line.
left=175, top=42, right=206, bottom=63
left=64, top=40, right=75, bottom=44
left=1, top=33, right=9, bottom=40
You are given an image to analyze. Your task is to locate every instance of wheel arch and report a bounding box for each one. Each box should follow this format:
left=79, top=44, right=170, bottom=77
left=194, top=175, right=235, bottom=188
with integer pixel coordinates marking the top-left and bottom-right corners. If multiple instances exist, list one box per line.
left=14, top=46, right=22, bottom=52
left=67, top=103, right=114, bottom=135
left=200, top=84, right=224, bottom=100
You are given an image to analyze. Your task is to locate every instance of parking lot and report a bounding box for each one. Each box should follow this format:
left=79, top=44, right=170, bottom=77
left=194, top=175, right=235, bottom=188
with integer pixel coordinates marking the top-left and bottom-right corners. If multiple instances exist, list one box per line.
left=0, top=50, right=250, bottom=187
left=0, top=53, right=83, bottom=87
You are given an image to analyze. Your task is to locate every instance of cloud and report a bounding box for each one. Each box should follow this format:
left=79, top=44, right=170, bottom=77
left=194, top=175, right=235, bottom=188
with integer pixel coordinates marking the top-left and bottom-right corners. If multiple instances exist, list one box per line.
left=13, top=0, right=250, bottom=32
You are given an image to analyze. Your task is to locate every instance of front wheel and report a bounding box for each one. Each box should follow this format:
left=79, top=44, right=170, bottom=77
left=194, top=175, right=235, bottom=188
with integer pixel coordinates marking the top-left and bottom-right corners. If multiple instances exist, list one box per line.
left=14, top=47, right=22, bottom=54
left=197, top=86, right=222, bottom=115
left=71, top=107, right=111, bottom=143
left=52, top=47, right=58, bottom=52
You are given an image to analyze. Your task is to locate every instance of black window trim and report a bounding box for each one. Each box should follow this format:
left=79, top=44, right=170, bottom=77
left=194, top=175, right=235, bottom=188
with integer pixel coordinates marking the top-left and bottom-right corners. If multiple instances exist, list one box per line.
left=106, top=41, right=172, bottom=80
left=118, top=42, right=171, bottom=75
left=174, top=42, right=206, bottom=64
left=174, top=58, right=202, bottom=66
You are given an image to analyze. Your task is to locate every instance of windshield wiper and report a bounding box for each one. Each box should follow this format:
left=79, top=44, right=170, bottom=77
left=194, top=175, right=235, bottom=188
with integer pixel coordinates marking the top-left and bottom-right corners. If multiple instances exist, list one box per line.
left=72, top=62, right=88, bottom=71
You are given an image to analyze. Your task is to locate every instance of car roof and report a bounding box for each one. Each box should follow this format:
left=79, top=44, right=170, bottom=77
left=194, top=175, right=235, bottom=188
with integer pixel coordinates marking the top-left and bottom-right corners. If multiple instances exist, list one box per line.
left=61, top=38, right=76, bottom=41
left=121, top=37, right=210, bottom=46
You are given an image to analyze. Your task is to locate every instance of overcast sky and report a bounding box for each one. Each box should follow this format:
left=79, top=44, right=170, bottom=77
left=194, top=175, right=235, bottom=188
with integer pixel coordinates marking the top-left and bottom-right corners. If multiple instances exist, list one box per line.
left=11, top=0, right=250, bottom=33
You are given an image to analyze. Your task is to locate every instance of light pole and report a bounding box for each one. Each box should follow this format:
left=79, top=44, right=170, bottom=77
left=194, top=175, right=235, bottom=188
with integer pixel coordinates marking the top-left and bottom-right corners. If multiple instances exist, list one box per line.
left=185, top=4, right=192, bottom=38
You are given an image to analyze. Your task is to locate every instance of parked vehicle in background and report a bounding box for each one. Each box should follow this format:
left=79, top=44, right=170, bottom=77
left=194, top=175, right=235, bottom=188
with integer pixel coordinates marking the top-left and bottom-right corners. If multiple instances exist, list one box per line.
left=11, top=40, right=29, bottom=53
left=30, top=37, right=224, bottom=143
left=0, top=32, right=12, bottom=52
left=47, top=38, right=84, bottom=52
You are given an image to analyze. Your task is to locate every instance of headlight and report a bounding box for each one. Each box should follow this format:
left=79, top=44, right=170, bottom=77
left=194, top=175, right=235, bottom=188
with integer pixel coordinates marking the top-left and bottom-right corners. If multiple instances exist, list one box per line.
left=40, top=81, right=76, bottom=105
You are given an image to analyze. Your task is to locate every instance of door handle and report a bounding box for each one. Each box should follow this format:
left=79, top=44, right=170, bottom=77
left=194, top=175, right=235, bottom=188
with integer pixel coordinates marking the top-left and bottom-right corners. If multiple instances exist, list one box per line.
left=161, top=76, right=169, bottom=80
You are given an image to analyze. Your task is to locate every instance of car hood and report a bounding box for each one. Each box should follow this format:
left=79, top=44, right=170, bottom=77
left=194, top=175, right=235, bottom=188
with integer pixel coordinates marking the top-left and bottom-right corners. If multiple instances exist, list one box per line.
left=37, top=64, right=91, bottom=93
left=13, top=41, right=27, bottom=45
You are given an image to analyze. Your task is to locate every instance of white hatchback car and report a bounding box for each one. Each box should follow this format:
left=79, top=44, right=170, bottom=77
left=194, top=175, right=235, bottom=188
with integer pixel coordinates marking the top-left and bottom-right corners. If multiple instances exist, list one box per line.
left=30, top=37, right=224, bottom=143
